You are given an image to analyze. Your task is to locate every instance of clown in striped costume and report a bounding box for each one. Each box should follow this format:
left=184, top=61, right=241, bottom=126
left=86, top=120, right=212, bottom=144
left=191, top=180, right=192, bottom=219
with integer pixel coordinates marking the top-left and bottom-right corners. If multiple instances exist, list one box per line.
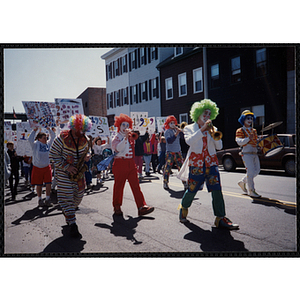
left=235, top=110, right=261, bottom=198
left=49, top=114, right=92, bottom=238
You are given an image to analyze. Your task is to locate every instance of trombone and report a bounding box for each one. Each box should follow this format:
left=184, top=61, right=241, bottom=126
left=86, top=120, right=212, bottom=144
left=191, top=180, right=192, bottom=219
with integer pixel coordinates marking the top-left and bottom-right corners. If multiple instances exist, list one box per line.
left=207, top=123, right=223, bottom=141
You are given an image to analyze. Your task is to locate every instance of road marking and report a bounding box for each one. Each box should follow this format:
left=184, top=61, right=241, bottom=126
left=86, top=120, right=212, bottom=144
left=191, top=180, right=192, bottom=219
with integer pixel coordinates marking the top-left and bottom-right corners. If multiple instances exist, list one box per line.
left=151, top=179, right=296, bottom=208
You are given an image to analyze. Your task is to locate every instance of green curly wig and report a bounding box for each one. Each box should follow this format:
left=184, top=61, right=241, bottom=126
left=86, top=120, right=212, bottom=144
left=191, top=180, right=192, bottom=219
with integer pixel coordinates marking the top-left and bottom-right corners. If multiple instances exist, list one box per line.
left=190, top=99, right=219, bottom=122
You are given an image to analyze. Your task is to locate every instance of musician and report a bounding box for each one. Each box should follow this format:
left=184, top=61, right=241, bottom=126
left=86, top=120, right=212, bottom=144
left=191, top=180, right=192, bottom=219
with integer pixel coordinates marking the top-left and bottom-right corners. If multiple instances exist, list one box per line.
left=235, top=110, right=261, bottom=197
left=49, top=114, right=92, bottom=238
left=177, top=99, right=239, bottom=229
left=111, top=113, right=154, bottom=216
left=163, top=115, right=186, bottom=190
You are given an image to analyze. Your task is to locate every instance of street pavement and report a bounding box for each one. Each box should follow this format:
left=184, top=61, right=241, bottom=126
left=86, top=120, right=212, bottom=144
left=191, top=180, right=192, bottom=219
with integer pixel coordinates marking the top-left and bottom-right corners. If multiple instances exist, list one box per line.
left=3, top=168, right=297, bottom=255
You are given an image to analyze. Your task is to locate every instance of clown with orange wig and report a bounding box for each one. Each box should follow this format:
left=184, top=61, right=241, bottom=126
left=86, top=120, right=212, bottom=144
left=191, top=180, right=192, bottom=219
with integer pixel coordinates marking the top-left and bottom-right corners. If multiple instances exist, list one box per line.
left=111, top=113, right=154, bottom=216
left=49, top=114, right=92, bottom=238
left=163, top=115, right=186, bottom=189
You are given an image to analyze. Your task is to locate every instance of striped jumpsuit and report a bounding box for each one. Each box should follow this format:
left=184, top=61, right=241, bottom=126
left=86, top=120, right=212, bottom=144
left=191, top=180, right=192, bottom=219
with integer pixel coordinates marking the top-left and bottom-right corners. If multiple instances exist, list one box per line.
left=49, top=130, right=89, bottom=225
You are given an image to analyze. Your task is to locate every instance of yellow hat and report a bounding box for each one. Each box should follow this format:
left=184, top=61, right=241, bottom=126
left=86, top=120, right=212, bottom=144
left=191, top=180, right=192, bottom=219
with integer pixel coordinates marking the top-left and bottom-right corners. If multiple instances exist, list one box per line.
left=241, top=110, right=254, bottom=116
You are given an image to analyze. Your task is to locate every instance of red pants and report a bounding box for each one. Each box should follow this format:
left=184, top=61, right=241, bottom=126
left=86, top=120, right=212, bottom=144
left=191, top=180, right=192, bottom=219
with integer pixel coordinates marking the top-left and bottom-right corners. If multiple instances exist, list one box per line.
left=112, top=158, right=146, bottom=210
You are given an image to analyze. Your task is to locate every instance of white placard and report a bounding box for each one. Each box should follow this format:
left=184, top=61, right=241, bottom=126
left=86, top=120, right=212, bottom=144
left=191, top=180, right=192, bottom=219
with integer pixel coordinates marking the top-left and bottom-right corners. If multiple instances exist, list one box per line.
left=54, top=98, right=84, bottom=125
left=4, top=121, right=12, bottom=131
left=138, top=117, right=156, bottom=135
left=156, top=117, right=167, bottom=132
left=130, top=112, right=148, bottom=131
left=87, top=116, right=110, bottom=138
left=16, top=122, right=33, bottom=156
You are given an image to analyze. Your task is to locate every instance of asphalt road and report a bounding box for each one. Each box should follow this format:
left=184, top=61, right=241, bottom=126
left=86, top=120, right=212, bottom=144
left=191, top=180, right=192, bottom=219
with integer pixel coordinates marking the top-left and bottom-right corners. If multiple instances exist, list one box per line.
left=3, top=168, right=297, bottom=255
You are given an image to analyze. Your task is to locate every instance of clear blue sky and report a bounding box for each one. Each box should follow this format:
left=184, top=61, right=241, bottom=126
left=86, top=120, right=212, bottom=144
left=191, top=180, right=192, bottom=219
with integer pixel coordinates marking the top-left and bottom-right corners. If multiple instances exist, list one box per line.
left=4, top=47, right=113, bottom=114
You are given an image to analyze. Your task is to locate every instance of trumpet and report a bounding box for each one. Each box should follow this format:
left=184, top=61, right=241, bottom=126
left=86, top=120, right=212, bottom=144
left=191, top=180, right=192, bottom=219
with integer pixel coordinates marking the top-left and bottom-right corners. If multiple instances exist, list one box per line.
left=128, top=131, right=139, bottom=141
left=207, top=123, right=223, bottom=141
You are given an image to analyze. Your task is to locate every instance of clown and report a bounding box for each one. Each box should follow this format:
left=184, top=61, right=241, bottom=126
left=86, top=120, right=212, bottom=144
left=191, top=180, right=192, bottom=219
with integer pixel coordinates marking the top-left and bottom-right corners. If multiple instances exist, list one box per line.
left=111, top=113, right=154, bottom=216
left=177, top=99, right=239, bottom=229
left=163, top=115, right=186, bottom=189
left=235, top=110, right=261, bottom=197
left=49, top=114, right=92, bottom=238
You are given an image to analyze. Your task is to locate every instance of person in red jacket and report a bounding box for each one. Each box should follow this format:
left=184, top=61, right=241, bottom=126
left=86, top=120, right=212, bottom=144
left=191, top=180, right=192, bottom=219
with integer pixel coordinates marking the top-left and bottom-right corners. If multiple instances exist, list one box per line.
left=111, top=113, right=154, bottom=217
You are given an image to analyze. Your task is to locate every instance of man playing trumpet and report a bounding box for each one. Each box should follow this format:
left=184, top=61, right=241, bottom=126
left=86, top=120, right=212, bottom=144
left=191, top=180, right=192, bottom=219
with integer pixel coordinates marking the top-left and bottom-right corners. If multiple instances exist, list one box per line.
left=177, top=99, right=239, bottom=229
left=235, top=110, right=261, bottom=197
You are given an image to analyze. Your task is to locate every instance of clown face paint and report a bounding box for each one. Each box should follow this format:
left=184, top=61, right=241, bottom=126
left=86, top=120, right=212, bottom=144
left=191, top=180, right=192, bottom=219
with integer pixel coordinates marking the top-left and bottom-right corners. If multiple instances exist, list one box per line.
left=200, top=109, right=211, bottom=123
left=244, top=115, right=254, bottom=128
left=120, top=122, right=130, bottom=133
left=169, top=121, right=176, bottom=129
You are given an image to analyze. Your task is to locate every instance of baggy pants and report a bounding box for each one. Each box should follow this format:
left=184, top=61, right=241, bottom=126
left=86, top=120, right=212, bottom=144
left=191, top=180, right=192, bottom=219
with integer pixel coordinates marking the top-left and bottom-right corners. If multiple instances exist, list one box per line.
left=163, top=152, right=183, bottom=184
left=181, top=164, right=225, bottom=217
left=240, top=153, right=260, bottom=191
left=112, top=158, right=147, bottom=210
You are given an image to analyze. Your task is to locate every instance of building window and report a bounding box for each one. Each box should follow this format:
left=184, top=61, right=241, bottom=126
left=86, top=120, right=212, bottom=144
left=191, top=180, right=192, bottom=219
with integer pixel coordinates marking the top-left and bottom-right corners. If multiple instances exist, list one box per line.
left=193, top=67, right=203, bottom=93
left=165, top=77, right=173, bottom=100
left=108, top=93, right=113, bottom=108
left=175, top=47, right=183, bottom=56
left=114, top=60, right=119, bottom=76
left=140, top=48, right=145, bottom=65
left=210, top=63, right=220, bottom=88
left=122, top=56, right=127, bottom=73
left=123, top=88, right=128, bottom=105
left=108, top=64, right=112, bottom=80
left=231, top=56, right=241, bottom=83
left=133, top=85, right=137, bottom=103
left=241, top=105, right=265, bottom=126
left=130, top=51, right=136, bottom=70
left=179, top=113, right=188, bottom=124
left=178, top=73, right=187, bottom=97
left=152, top=78, right=157, bottom=98
left=141, top=82, right=146, bottom=100
left=115, top=91, right=120, bottom=107
left=151, top=47, right=156, bottom=60
left=256, top=48, right=267, bottom=77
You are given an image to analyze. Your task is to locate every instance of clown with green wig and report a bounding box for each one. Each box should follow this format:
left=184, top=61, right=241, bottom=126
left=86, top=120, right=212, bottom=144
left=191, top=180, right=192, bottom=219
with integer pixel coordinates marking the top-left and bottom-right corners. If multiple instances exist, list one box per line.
left=177, top=99, right=239, bottom=229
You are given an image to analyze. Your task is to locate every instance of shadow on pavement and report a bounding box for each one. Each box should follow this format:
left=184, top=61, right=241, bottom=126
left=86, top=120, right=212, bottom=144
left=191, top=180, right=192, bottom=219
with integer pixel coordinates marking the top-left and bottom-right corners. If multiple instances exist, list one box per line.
left=251, top=198, right=296, bottom=215
left=11, top=204, right=62, bottom=226
left=183, top=222, right=249, bottom=252
left=166, top=188, right=185, bottom=199
left=95, top=214, right=154, bottom=245
left=41, top=225, right=87, bottom=253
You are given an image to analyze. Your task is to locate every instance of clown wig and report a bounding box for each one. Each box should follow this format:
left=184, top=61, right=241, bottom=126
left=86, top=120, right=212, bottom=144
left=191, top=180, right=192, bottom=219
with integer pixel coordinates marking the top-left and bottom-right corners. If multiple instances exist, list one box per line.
left=190, top=99, right=219, bottom=123
left=69, top=114, right=92, bottom=132
left=238, top=110, right=256, bottom=126
left=114, top=113, right=133, bottom=132
left=164, top=115, right=178, bottom=130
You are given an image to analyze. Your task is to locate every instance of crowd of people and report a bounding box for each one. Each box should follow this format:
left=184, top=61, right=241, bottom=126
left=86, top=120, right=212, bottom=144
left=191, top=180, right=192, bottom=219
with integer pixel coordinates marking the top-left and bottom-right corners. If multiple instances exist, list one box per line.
left=5, top=99, right=265, bottom=239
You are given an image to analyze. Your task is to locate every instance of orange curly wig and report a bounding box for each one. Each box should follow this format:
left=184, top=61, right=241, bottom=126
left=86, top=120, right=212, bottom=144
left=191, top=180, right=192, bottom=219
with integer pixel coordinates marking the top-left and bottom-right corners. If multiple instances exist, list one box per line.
left=164, top=115, right=178, bottom=130
left=114, top=113, right=133, bottom=132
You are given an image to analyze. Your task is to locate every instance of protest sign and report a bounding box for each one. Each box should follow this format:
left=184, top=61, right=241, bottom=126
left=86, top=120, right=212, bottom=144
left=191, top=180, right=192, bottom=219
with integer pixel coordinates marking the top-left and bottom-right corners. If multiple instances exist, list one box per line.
left=55, top=98, right=84, bottom=125
left=130, top=112, right=148, bottom=131
left=87, top=116, right=110, bottom=138
left=16, top=122, right=33, bottom=156
left=156, top=117, right=167, bottom=133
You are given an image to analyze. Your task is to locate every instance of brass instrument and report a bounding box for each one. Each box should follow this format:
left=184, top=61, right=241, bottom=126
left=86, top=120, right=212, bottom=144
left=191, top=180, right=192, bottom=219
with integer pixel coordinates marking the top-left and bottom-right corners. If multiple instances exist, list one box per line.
left=207, top=123, right=223, bottom=141
left=180, top=122, right=187, bottom=130
left=69, top=144, right=90, bottom=182
left=128, top=131, right=139, bottom=141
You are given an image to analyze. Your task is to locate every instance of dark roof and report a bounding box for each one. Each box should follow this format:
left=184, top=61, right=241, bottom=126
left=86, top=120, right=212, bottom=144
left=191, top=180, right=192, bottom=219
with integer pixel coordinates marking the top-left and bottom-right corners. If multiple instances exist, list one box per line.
left=156, top=47, right=202, bottom=69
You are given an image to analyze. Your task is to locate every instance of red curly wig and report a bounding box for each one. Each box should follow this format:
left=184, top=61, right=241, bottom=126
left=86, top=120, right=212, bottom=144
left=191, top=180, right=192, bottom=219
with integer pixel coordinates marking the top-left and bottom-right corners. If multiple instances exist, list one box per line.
left=114, top=113, right=133, bottom=132
left=164, top=115, right=178, bottom=130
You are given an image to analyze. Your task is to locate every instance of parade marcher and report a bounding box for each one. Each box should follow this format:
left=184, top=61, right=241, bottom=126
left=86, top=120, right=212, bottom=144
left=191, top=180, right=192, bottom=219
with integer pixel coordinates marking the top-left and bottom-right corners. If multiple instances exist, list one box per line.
left=111, top=113, right=154, bottom=216
left=28, top=127, right=56, bottom=207
left=150, top=133, right=159, bottom=173
left=177, top=99, right=239, bottom=229
left=49, top=114, right=92, bottom=238
left=7, top=142, right=24, bottom=200
left=23, top=155, right=33, bottom=188
left=157, top=134, right=166, bottom=174
left=134, top=130, right=149, bottom=180
left=143, top=136, right=152, bottom=176
left=163, top=115, right=186, bottom=190
left=4, top=148, right=11, bottom=185
left=84, top=152, right=93, bottom=189
left=179, top=122, right=190, bottom=160
left=235, top=110, right=261, bottom=197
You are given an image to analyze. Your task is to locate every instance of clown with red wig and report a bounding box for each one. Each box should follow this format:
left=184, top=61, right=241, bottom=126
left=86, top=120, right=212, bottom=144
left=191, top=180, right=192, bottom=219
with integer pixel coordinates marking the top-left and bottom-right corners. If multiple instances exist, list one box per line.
left=163, top=115, right=186, bottom=189
left=49, top=114, right=92, bottom=238
left=111, top=113, right=154, bottom=216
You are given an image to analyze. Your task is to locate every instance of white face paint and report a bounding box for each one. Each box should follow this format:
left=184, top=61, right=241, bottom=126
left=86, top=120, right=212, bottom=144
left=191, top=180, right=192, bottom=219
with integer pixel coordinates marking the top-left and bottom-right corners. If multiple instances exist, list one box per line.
left=244, top=115, right=253, bottom=127
left=120, top=122, right=130, bottom=133
left=200, top=109, right=211, bottom=123
left=169, top=121, right=176, bottom=129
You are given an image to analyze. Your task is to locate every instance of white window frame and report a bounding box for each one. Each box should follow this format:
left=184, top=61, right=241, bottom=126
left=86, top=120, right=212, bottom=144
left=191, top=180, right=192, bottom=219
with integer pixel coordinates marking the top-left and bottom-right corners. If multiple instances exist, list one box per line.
left=151, top=47, right=156, bottom=60
left=152, top=78, right=157, bottom=98
left=122, top=56, right=127, bottom=73
left=133, top=85, right=137, bottom=103
left=178, top=72, right=187, bottom=97
left=123, top=88, right=128, bottom=105
left=141, top=82, right=146, bottom=101
left=193, top=67, right=203, bottom=94
left=131, top=51, right=136, bottom=70
left=179, top=113, right=188, bottom=124
left=174, top=47, right=183, bottom=57
left=108, top=64, right=112, bottom=80
left=114, top=60, right=119, bottom=76
left=140, top=48, right=145, bottom=65
left=165, top=77, right=173, bottom=100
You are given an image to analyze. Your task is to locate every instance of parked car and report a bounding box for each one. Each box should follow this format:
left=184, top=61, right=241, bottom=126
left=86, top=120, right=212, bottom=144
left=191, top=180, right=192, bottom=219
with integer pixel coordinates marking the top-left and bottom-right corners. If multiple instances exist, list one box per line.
left=217, top=134, right=296, bottom=176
